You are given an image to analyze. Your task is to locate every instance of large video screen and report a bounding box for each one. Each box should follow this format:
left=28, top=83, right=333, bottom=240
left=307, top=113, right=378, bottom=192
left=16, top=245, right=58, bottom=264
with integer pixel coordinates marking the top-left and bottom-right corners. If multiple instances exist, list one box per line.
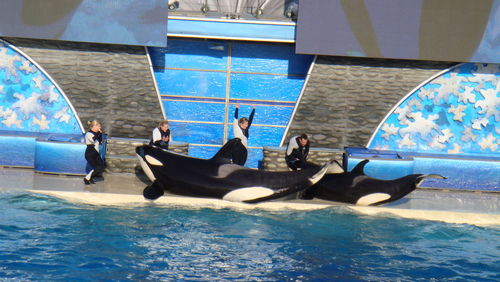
left=0, top=0, right=167, bottom=47
left=296, top=0, right=499, bottom=63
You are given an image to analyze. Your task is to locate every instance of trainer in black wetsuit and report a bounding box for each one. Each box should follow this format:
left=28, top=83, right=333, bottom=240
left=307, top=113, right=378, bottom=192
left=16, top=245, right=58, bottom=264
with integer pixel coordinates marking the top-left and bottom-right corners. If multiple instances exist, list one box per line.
left=285, top=134, right=312, bottom=171
left=231, top=104, right=255, bottom=165
left=84, top=120, right=104, bottom=185
left=150, top=120, right=171, bottom=150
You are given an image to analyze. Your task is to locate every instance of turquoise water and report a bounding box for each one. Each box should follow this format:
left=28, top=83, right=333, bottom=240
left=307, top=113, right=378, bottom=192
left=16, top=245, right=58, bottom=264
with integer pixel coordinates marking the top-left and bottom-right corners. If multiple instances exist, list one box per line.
left=1, top=192, right=499, bottom=281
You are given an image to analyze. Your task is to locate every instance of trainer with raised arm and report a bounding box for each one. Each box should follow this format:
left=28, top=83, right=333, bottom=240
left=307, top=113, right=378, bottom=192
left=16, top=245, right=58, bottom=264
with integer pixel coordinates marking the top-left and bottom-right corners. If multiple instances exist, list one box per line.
left=231, top=104, right=255, bottom=165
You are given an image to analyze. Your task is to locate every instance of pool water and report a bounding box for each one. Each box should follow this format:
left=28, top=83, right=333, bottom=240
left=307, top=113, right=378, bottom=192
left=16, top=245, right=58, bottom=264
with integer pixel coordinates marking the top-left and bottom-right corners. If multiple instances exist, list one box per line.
left=1, top=192, right=499, bottom=281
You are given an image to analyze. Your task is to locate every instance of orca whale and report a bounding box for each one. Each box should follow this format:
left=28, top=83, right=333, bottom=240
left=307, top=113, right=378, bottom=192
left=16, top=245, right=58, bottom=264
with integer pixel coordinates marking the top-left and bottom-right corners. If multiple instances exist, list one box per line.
left=136, top=141, right=334, bottom=203
left=301, top=160, right=445, bottom=206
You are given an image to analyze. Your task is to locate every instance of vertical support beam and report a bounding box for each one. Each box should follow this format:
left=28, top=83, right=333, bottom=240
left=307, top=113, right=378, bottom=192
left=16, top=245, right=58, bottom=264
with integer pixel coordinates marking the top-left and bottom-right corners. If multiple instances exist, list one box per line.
left=223, top=42, right=232, bottom=143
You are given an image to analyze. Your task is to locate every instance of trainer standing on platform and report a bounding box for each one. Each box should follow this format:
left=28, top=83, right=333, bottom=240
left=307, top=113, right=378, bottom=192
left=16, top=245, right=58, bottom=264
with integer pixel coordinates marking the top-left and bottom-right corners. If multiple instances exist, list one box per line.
left=232, top=104, right=255, bottom=165
left=83, top=120, right=104, bottom=185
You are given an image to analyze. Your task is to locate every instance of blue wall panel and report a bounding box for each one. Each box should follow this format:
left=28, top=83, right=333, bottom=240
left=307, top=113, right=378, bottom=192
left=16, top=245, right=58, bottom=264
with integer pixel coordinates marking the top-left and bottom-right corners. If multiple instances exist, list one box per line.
left=163, top=101, right=225, bottom=123
left=188, top=145, right=221, bottom=160
left=155, top=69, right=226, bottom=97
left=150, top=40, right=228, bottom=70
left=413, top=157, right=500, bottom=191
left=226, top=104, right=293, bottom=127
left=0, top=136, right=36, bottom=167
left=230, top=73, right=305, bottom=102
left=170, top=122, right=224, bottom=145
left=232, top=42, right=313, bottom=74
left=34, top=141, right=87, bottom=175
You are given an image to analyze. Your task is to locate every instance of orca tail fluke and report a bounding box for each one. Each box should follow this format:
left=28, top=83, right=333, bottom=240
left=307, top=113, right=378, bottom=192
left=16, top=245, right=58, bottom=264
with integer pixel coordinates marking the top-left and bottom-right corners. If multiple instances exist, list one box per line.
left=415, top=174, right=447, bottom=188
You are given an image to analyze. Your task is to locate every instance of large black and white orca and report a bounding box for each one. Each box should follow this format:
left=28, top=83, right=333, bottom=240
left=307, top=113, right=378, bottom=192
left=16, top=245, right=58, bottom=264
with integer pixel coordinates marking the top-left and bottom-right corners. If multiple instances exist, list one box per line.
left=136, top=140, right=335, bottom=203
left=301, top=160, right=445, bottom=206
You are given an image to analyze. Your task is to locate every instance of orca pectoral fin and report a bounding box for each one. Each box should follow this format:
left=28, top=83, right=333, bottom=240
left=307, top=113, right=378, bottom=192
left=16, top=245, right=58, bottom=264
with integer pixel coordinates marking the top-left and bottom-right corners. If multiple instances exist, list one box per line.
left=309, top=160, right=338, bottom=185
left=355, top=193, right=391, bottom=206
left=143, top=180, right=165, bottom=200
left=222, top=187, right=274, bottom=202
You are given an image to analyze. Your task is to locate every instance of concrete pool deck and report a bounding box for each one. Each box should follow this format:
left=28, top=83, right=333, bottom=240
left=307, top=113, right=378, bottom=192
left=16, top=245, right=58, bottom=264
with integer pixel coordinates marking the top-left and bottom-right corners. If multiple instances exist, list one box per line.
left=1, top=168, right=499, bottom=227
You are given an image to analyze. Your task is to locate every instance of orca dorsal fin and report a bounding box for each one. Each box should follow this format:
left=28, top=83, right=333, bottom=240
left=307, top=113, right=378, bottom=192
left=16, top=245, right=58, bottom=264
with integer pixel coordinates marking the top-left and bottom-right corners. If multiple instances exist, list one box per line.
left=351, top=159, right=369, bottom=175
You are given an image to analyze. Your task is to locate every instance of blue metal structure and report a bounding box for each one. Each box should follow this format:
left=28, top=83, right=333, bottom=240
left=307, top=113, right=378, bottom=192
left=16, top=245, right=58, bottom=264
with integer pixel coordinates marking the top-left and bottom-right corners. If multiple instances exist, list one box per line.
left=149, top=38, right=313, bottom=167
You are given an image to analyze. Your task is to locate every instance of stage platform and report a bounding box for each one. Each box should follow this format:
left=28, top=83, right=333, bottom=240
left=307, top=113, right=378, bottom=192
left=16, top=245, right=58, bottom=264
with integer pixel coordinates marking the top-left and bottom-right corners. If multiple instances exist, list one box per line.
left=0, top=168, right=498, bottom=227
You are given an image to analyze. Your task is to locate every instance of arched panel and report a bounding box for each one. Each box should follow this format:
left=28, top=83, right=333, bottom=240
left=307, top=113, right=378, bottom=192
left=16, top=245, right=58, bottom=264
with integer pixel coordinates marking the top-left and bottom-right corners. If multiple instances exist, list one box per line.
left=0, top=39, right=83, bottom=135
left=368, top=63, right=499, bottom=156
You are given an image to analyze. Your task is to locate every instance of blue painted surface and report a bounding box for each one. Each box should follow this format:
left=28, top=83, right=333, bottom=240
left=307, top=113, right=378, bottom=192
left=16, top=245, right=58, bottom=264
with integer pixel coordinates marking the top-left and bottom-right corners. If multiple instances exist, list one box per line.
left=230, top=73, right=305, bottom=102
left=231, top=43, right=312, bottom=74
left=152, top=40, right=228, bottom=70
left=0, top=136, right=36, bottom=167
left=346, top=157, right=414, bottom=180
left=150, top=39, right=313, bottom=167
left=413, top=157, right=500, bottom=191
left=187, top=145, right=221, bottom=161
left=168, top=18, right=295, bottom=42
left=344, top=147, right=500, bottom=191
left=164, top=101, right=225, bottom=123
left=227, top=104, right=293, bottom=126
left=169, top=122, right=224, bottom=145
left=34, top=141, right=87, bottom=175
left=155, top=69, right=227, bottom=97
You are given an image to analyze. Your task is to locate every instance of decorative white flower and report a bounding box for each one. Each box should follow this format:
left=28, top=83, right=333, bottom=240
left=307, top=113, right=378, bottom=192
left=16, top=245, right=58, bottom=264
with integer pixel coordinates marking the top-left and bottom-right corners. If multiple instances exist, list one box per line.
left=467, top=64, right=499, bottom=84
left=399, top=112, right=439, bottom=139
left=417, top=88, right=435, bottom=101
left=372, top=144, right=390, bottom=150
left=448, top=104, right=467, bottom=122
left=381, top=123, right=399, bottom=141
left=32, top=74, right=45, bottom=89
left=457, top=86, right=476, bottom=104
left=461, top=127, right=478, bottom=142
left=20, top=60, right=36, bottom=74
left=398, top=134, right=416, bottom=149
left=12, top=93, right=44, bottom=119
left=475, top=86, right=500, bottom=122
left=433, top=74, right=462, bottom=104
left=447, top=143, right=462, bottom=154
left=478, top=133, right=498, bottom=151
left=40, top=85, right=59, bottom=103
left=393, top=103, right=412, bottom=125
left=437, top=128, right=454, bottom=144
left=0, top=106, right=13, bottom=118
left=54, top=107, right=71, bottom=123
left=429, top=135, right=446, bottom=150
left=407, top=98, right=423, bottom=110
left=1, top=111, right=22, bottom=128
left=471, top=118, right=489, bottom=130
left=33, top=114, right=50, bottom=130
left=0, top=47, right=22, bottom=79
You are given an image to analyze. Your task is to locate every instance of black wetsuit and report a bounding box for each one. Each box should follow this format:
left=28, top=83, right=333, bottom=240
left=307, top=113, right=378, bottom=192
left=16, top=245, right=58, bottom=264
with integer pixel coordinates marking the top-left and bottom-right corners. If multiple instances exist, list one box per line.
left=285, top=136, right=311, bottom=171
left=85, top=130, right=104, bottom=179
left=150, top=127, right=170, bottom=150
left=232, top=107, right=255, bottom=165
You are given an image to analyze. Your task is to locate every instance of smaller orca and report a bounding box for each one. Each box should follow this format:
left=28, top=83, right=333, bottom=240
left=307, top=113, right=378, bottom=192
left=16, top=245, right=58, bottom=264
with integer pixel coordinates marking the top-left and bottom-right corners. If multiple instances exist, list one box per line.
left=136, top=141, right=335, bottom=204
left=302, top=160, right=446, bottom=206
